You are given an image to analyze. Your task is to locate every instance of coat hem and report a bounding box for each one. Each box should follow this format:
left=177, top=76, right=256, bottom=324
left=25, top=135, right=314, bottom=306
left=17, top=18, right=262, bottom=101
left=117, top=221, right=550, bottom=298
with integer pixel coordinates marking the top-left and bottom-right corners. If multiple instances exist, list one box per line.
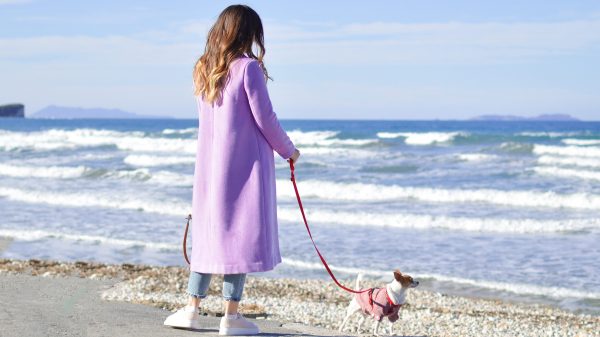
left=190, top=256, right=281, bottom=274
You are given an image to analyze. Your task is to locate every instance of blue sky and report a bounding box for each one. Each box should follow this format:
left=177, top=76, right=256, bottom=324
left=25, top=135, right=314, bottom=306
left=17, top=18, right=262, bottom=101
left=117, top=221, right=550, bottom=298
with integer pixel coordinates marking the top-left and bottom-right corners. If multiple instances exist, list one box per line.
left=1, top=0, right=599, bottom=120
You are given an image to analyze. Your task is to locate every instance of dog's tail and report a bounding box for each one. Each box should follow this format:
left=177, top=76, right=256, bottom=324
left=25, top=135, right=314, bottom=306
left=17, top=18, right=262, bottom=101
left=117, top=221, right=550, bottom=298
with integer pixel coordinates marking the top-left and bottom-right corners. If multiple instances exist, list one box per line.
left=355, top=273, right=364, bottom=290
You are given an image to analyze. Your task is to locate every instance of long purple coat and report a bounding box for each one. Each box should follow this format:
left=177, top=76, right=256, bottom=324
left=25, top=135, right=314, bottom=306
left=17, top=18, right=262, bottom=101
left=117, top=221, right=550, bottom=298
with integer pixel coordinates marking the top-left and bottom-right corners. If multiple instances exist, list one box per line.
left=190, top=56, right=296, bottom=274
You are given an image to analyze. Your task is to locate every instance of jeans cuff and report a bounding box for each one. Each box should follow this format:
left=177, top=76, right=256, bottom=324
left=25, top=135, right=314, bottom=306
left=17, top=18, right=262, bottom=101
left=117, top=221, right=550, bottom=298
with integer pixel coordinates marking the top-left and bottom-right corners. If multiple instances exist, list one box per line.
left=187, top=291, right=207, bottom=299
left=223, top=296, right=241, bottom=302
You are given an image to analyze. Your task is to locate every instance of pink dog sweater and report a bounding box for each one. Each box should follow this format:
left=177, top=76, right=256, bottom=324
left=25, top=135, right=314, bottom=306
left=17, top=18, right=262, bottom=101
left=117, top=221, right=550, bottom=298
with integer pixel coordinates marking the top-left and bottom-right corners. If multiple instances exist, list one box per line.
left=355, top=287, right=402, bottom=322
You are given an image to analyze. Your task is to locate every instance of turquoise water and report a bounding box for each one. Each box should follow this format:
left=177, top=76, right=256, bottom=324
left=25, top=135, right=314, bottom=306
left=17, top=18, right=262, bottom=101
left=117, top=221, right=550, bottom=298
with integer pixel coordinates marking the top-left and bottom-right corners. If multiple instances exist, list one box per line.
left=0, top=118, right=599, bottom=314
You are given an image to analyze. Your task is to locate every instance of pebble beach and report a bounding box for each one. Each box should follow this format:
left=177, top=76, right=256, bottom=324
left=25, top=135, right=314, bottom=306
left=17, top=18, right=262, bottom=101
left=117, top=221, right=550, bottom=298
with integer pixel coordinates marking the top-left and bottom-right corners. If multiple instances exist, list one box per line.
left=1, top=258, right=597, bottom=337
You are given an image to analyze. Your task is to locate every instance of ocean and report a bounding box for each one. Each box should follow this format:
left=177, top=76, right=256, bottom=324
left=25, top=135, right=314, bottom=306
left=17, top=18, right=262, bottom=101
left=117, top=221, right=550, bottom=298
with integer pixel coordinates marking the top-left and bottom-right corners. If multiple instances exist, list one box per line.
left=0, top=118, right=599, bottom=314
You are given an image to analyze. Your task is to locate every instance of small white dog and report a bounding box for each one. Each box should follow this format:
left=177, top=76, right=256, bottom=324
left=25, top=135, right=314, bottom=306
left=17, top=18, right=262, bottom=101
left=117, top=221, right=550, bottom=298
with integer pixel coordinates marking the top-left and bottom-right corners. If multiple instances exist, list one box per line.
left=338, top=270, right=419, bottom=336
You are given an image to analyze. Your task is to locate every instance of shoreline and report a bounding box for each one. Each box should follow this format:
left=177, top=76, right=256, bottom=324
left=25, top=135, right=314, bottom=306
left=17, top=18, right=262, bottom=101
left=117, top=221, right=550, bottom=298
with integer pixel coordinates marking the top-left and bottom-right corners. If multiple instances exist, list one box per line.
left=1, top=258, right=598, bottom=336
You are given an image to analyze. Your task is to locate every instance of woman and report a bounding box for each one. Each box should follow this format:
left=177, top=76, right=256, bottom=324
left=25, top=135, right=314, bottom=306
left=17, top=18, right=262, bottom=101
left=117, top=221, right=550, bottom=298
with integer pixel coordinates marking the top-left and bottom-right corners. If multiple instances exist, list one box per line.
left=163, top=4, right=300, bottom=335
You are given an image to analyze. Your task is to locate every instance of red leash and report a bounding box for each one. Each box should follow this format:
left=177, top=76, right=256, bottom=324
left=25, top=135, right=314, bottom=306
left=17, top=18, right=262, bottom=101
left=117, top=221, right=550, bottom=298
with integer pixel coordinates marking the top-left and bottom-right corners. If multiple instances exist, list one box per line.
left=288, top=159, right=371, bottom=295
left=183, top=214, right=192, bottom=265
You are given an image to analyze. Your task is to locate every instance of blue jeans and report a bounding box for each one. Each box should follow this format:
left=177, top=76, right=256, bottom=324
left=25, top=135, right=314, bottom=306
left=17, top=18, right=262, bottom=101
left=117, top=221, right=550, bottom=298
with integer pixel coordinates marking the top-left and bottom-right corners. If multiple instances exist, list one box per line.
left=187, top=271, right=247, bottom=302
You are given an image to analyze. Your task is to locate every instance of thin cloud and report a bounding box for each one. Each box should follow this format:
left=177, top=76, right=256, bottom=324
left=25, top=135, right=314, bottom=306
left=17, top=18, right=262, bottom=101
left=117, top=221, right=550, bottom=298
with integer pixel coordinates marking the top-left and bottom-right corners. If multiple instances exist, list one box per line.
left=182, top=19, right=600, bottom=65
left=3, top=19, right=600, bottom=67
left=0, top=0, right=31, bottom=5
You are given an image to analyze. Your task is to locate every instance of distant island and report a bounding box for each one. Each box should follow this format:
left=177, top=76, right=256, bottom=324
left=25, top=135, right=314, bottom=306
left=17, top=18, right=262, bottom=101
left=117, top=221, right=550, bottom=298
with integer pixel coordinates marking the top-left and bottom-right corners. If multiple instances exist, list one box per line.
left=30, top=105, right=172, bottom=119
left=0, top=103, right=25, bottom=118
left=470, top=114, right=580, bottom=121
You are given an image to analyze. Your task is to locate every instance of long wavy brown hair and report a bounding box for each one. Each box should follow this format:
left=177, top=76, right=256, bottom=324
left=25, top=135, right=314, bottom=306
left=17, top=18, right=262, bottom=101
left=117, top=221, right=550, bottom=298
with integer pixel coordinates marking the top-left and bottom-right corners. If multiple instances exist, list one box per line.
left=193, top=5, right=271, bottom=104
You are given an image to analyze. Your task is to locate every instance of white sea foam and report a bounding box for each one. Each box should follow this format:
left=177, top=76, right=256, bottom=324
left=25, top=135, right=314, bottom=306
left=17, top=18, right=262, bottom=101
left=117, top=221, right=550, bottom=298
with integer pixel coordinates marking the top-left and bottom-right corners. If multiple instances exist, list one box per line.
left=533, top=144, right=600, bottom=158
left=281, top=257, right=389, bottom=278
left=561, top=138, right=600, bottom=146
left=0, top=163, right=150, bottom=181
left=0, top=128, right=197, bottom=154
left=295, top=147, right=376, bottom=158
left=0, top=163, right=191, bottom=185
left=105, top=168, right=191, bottom=185
left=376, top=132, right=403, bottom=139
left=536, top=155, right=600, bottom=169
left=534, top=167, right=600, bottom=182
left=0, top=186, right=188, bottom=216
left=499, top=142, right=534, bottom=153
left=275, top=179, right=600, bottom=210
left=0, top=163, right=88, bottom=179
left=277, top=208, right=599, bottom=233
left=124, top=154, right=196, bottom=167
left=421, top=273, right=600, bottom=300
left=161, top=128, right=197, bottom=135
left=114, top=137, right=196, bottom=153
left=287, top=130, right=378, bottom=146
left=0, top=228, right=178, bottom=251
left=518, top=132, right=581, bottom=138
left=456, top=153, right=497, bottom=162
left=148, top=171, right=194, bottom=186
left=376, top=132, right=464, bottom=145
left=281, top=258, right=600, bottom=300
left=89, top=167, right=192, bottom=186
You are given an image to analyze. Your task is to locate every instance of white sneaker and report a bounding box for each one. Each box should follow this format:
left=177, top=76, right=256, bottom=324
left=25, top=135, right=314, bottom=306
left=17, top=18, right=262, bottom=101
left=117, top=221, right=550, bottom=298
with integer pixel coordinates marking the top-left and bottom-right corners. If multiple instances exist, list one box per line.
left=219, top=312, right=260, bottom=335
left=163, top=305, right=201, bottom=330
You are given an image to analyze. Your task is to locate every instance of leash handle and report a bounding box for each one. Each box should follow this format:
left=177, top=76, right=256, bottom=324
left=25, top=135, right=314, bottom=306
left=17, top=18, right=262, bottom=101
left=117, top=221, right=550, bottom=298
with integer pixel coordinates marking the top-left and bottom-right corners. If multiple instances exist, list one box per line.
left=288, top=159, right=371, bottom=294
left=183, top=214, right=192, bottom=265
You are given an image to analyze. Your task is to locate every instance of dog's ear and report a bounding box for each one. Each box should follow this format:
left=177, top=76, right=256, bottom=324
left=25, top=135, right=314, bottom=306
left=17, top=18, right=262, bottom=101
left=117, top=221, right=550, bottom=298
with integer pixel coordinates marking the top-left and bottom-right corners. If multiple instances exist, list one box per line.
left=393, top=269, right=402, bottom=281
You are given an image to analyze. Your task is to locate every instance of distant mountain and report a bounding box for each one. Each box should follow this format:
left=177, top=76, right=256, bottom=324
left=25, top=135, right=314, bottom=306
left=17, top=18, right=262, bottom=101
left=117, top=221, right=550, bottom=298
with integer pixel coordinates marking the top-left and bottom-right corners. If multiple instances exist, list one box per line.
left=30, top=105, right=172, bottom=119
left=470, top=114, right=580, bottom=122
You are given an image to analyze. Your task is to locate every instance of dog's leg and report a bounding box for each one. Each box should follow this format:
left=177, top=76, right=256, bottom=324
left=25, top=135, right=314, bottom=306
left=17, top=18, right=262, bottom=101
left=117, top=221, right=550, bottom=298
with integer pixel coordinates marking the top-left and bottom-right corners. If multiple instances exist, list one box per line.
left=373, top=319, right=381, bottom=336
left=338, top=311, right=353, bottom=332
left=387, top=320, right=394, bottom=336
left=356, top=313, right=367, bottom=334
left=338, top=298, right=360, bottom=332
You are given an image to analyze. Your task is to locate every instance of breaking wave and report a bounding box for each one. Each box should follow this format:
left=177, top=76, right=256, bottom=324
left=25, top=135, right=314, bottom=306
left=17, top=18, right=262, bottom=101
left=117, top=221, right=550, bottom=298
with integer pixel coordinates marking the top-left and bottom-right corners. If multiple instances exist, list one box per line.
left=499, top=142, right=534, bottom=154
left=376, top=131, right=464, bottom=145
left=277, top=208, right=600, bottom=234
left=123, top=154, right=196, bottom=167
left=0, top=186, right=188, bottom=216
left=0, top=228, right=178, bottom=251
left=287, top=130, right=378, bottom=147
left=517, top=132, right=584, bottom=138
left=161, top=127, right=197, bottom=135
left=0, top=163, right=88, bottom=179
left=0, top=128, right=196, bottom=154
left=456, top=153, right=497, bottom=162
left=561, top=138, right=600, bottom=146
left=0, top=163, right=192, bottom=186
left=536, top=155, right=600, bottom=169
left=275, top=179, right=600, bottom=210
left=533, top=145, right=600, bottom=158
left=534, top=166, right=600, bottom=182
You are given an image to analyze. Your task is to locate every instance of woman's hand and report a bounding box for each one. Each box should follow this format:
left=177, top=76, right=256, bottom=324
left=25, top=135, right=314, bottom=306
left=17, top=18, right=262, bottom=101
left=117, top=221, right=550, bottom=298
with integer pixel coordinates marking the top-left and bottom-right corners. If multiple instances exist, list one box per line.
left=289, top=148, right=301, bottom=164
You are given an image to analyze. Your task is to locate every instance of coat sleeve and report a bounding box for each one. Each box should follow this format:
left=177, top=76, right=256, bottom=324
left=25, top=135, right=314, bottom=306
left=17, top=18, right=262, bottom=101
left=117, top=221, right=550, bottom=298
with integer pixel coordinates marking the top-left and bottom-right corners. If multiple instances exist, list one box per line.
left=243, top=60, right=296, bottom=160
